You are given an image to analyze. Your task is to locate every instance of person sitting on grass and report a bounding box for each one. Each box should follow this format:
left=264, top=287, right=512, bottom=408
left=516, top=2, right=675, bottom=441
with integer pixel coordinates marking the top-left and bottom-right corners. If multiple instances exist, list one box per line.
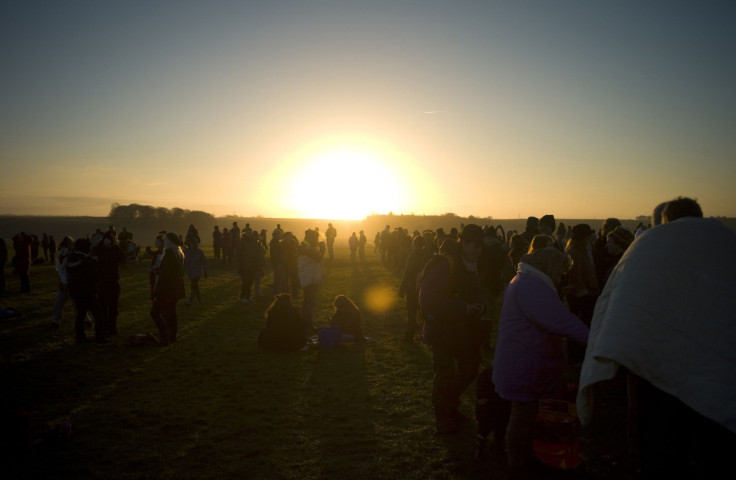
left=329, top=295, right=367, bottom=343
left=258, top=294, right=308, bottom=352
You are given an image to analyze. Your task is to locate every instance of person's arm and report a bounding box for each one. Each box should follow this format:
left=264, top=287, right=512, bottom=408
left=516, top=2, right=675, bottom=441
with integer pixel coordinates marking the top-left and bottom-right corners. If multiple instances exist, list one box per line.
left=519, top=281, right=589, bottom=344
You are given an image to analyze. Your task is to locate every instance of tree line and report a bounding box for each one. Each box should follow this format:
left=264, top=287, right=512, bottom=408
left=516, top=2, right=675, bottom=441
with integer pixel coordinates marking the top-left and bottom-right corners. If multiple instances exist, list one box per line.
left=108, top=203, right=215, bottom=227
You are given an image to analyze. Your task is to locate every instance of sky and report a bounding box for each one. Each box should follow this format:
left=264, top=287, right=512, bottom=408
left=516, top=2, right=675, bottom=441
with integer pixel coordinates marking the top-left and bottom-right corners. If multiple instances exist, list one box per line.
left=2, top=1, right=735, bottom=220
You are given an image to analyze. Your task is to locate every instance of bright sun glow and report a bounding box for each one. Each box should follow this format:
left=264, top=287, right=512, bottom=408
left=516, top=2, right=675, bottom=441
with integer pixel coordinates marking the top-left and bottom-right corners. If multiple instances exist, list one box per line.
left=278, top=138, right=410, bottom=220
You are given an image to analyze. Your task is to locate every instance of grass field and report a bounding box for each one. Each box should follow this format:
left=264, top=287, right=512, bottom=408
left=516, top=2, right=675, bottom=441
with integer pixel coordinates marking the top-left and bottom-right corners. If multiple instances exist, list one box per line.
left=1, top=244, right=634, bottom=480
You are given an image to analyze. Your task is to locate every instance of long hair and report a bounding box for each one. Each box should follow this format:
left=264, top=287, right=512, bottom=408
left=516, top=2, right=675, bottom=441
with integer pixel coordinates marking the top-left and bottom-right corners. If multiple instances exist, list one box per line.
left=334, top=294, right=359, bottom=313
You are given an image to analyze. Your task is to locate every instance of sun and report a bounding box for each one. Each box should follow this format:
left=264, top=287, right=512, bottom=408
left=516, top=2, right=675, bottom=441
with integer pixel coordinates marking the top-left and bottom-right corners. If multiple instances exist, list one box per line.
left=279, top=138, right=409, bottom=220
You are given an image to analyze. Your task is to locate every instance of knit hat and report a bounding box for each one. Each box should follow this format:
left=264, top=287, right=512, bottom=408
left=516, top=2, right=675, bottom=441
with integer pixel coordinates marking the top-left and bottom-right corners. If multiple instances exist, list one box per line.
left=608, top=226, right=634, bottom=249
left=571, top=224, right=594, bottom=240
left=460, top=223, right=484, bottom=245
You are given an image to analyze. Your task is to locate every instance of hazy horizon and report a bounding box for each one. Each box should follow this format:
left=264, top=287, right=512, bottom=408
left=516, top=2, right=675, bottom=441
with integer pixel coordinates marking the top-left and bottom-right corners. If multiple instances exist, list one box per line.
left=3, top=2, right=735, bottom=219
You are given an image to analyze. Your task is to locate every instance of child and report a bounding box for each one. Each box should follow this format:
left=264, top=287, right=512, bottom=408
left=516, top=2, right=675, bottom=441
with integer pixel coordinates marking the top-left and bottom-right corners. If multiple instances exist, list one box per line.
left=258, top=294, right=307, bottom=352
left=329, top=295, right=366, bottom=343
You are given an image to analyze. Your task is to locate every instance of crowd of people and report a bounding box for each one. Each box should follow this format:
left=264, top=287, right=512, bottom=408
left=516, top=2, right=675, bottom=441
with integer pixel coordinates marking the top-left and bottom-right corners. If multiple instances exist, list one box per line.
left=2, top=196, right=733, bottom=479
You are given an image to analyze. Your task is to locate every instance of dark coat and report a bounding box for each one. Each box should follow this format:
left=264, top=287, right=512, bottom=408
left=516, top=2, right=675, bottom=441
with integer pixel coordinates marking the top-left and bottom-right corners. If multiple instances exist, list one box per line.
left=154, top=248, right=185, bottom=301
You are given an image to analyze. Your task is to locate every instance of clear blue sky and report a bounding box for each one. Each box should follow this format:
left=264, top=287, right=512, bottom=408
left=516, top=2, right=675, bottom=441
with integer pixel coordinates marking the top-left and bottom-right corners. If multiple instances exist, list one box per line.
left=2, top=1, right=735, bottom=219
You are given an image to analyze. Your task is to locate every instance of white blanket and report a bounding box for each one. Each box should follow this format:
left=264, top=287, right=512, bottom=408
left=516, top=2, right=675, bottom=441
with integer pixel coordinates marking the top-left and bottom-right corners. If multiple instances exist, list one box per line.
left=577, top=218, right=736, bottom=433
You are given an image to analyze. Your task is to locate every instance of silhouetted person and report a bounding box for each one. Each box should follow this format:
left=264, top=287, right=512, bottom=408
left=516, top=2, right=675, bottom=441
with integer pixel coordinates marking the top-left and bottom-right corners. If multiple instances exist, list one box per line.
left=93, top=231, right=125, bottom=336
left=399, top=235, right=433, bottom=342
left=298, top=229, right=324, bottom=334
left=12, top=232, right=31, bottom=293
left=151, top=233, right=185, bottom=344
left=212, top=226, right=222, bottom=258
left=349, top=232, right=359, bottom=260
left=258, top=294, right=306, bottom=352
left=184, top=238, right=208, bottom=305
left=0, top=237, right=7, bottom=293
left=329, top=295, right=366, bottom=342
left=66, top=238, right=109, bottom=345
left=579, top=197, right=735, bottom=479
left=419, top=224, right=488, bottom=434
left=325, top=223, right=337, bottom=260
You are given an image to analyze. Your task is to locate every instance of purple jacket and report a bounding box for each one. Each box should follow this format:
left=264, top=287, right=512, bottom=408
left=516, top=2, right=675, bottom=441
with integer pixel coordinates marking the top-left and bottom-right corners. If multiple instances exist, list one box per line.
left=492, top=269, right=589, bottom=402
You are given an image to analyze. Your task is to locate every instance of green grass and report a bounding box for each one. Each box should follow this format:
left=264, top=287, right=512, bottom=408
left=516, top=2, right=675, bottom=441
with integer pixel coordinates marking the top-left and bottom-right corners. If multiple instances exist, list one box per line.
left=1, top=246, right=631, bottom=479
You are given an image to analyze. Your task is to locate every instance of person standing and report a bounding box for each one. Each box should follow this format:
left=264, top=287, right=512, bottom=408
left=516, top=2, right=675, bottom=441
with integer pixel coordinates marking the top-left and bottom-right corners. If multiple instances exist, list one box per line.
left=230, top=221, right=241, bottom=257
left=0, top=236, right=7, bottom=293
left=212, top=226, right=222, bottom=259
left=41, top=233, right=50, bottom=262
left=221, top=228, right=232, bottom=263
left=399, top=235, right=432, bottom=342
left=348, top=232, right=359, bottom=261
left=252, top=231, right=267, bottom=298
left=358, top=230, right=367, bottom=260
left=578, top=197, right=736, bottom=479
left=325, top=223, right=337, bottom=260
left=269, top=229, right=287, bottom=295
left=12, top=232, right=32, bottom=293
left=184, top=238, right=208, bottom=305
left=65, top=238, right=109, bottom=345
left=298, top=229, right=324, bottom=334
left=492, top=248, right=589, bottom=478
left=419, top=224, right=488, bottom=434
left=51, top=236, right=74, bottom=329
left=48, top=235, right=57, bottom=264
left=236, top=231, right=259, bottom=304
left=93, top=231, right=125, bottom=336
left=151, top=233, right=185, bottom=344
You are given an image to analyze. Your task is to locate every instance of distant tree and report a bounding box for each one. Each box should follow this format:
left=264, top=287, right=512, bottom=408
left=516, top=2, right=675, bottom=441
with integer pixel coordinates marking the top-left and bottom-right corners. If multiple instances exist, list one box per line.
left=186, top=210, right=215, bottom=226
left=155, top=207, right=170, bottom=220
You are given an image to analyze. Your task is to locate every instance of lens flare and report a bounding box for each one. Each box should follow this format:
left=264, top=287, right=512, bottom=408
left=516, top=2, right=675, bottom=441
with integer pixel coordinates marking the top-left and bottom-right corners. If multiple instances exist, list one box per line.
left=362, top=284, right=397, bottom=314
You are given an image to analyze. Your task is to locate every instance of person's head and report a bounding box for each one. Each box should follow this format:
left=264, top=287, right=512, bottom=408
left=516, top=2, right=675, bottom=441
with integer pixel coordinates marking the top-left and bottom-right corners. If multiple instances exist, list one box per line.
left=521, top=247, right=572, bottom=285
left=661, top=197, right=703, bottom=223
left=510, top=233, right=528, bottom=251
left=214, top=225, right=220, bottom=231
left=601, top=218, right=622, bottom=237
left=334, top=294, right=358, bottom=312
left=459, top=223, right=484, bottom=263
left=526, top=216, right=539, bottom=228
left=527, top=234, right=555, bottom=253
left=606, top=226, right=634, bottom=256
left=272, top=229, right=283, bottom=240
left=60, top=236, right=75, bottom=250
left=265, top=293, right=295, bottom=318
left=74, top=237, right=91, bottom=254
left=165, top=232, right=182, bottom=250
left=539, top=215, right=556, bottom=235
left=412, top=235, right=426, bottom=250
left=571, top=224, right=595, bottom=243
left=303, top=229, right=318, bottom=245
left=233, top=221, right=238, bottom=226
